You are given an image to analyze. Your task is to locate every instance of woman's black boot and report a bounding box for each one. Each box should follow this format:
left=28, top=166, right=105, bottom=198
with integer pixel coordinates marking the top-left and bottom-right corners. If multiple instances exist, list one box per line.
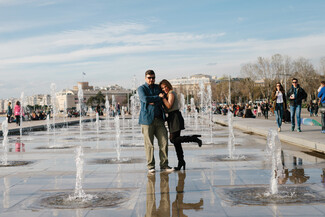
left=174, top=160, right=186, bottom=171
left=191, top=135, right=202, bottom=147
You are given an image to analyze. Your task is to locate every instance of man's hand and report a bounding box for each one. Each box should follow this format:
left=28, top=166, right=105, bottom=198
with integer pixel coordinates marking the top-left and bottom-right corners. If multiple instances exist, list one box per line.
left=149, top=103, right=154, bottom=105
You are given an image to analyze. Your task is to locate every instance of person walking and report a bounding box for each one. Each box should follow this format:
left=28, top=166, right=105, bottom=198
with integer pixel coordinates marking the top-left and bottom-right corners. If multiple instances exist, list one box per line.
left=287, top=78, right=307, bottom=132
left=14, top=101, right=22, bottom=126
left=7, top=102, right=12, bottom=123
left=307, top=100, right=314, bottom=117
left=159, top=79, right=202, bottom=171
left=257, top=103, right=262, bottom=117
left=262, top=101, right=269, bottom=119
left=318, top=81, right=325, bottom=133
left=138, top=70, right=173, bottom=173
left=271, top=82, right=287, bottom=132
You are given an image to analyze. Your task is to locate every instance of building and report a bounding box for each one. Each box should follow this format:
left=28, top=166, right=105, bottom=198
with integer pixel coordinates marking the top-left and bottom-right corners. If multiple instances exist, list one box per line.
left=169, top=74, right=217, bottom=104
left=0, top=82, right=132, bottom=113
left=56, top=82, right=132, bottom=111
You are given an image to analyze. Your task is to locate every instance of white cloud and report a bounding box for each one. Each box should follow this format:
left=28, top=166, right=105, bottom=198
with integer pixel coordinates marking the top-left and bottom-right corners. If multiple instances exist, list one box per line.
left=0, top=22, right=226, bottom=64
left=1, top=21, right=325, bottom=99
left=237, top=17, right=245, bottom=23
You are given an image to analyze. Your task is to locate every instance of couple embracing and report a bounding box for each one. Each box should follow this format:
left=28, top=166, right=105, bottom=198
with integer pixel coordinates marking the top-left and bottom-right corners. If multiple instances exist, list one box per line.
left=138, top=70, right=202, bottom=174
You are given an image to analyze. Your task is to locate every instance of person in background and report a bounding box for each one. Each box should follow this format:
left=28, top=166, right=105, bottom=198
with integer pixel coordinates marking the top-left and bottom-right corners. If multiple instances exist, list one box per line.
left=314, top=102, right=319, bottom=117
left=287, top=78, right=307, bottom=132
left=257, top=103, right=262, bottom=117
left=14, top=101, right=22, bottom=126
left=318, top=81, right=325, bottom=133
left=262, top=101, right=270, bottom=119
left=30, top=111, right=39, bottom=120
left=307, top=100, right=315, bottom=117
left=243, top=104, right=255, bottom=118
left=253, top=103, right=257, bottom=116
left=271, top=82, right=287, bottom=132
left=7, top=102, right=12, bottom=123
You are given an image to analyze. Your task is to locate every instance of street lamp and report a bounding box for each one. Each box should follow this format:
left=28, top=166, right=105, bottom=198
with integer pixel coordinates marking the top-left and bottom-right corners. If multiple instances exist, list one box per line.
left=278, top=70, right=291, bottom=93
left=228, top=75, right=231, bottom=105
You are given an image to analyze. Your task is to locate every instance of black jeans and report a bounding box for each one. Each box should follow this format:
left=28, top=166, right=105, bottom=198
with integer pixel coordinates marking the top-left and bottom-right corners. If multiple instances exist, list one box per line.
left=170, top=131, right=184, bottom=161
left=15, top=115, right=20, bottom=126
left=264, top=110, right=268, bottom=119
left=7, top=115, right=11, bottom=123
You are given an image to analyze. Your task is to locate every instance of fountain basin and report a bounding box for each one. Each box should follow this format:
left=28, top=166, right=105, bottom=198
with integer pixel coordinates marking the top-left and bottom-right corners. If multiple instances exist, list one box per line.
left=0, top=161, right=33, bottom=167
left=205, top=154, right=251, bottom=162
left=37, top=190, right=130, bottom=209
left=90, top=157, right=145, bottom=164
left=216, top=184, right=325, bottom=206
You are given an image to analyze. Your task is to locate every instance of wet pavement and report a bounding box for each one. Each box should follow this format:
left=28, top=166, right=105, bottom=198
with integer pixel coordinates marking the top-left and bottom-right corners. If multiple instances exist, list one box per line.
left=0, top=115, right=325, bottom=216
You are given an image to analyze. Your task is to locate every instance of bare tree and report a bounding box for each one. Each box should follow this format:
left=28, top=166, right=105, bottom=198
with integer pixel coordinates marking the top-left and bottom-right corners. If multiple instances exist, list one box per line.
left=291, top=57, right=319, bottom=100
left=270, top=54, right=284, bottom=79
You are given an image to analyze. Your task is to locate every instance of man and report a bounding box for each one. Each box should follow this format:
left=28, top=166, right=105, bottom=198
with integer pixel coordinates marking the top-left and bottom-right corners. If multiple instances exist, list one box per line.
left=138, top=70, right=173, bottom=173
left=287, top=78, right=307, bottom=132
left=318, top=81, right=325, bottom=133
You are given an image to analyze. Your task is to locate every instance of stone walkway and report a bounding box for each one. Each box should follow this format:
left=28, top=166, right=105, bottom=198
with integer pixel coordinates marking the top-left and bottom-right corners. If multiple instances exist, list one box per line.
left=212, top=110, right=325, bottom=153
left=0, top=115, right=325, bottom=216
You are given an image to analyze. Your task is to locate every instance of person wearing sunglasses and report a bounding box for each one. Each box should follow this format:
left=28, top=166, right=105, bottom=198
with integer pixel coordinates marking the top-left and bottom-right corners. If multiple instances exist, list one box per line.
left=287, top=78, right=307, bottom=132
left=138, top=70, right=174, bottom=174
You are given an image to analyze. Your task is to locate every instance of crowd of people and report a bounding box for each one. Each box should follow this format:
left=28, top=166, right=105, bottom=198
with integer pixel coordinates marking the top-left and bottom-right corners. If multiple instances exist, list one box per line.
left=6, top=101, right=52, bottom=125
left=214, top=102, right=272, bottom=119
left=213, top=78, right=325, bottom=134
left=5, top=101, right=127, bottom=126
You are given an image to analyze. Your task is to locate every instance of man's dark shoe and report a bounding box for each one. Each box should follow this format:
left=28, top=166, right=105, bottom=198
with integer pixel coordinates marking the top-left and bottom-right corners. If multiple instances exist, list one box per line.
left=161, top=166, right=174, bottom=173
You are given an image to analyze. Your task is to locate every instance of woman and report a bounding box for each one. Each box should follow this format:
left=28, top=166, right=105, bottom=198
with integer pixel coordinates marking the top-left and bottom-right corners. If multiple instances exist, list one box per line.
left=271, top=82, right=287, bottom=132
left=257, top=103, right=262, bottom=117
left=159, top=79, right=202, bottom=170
left=14, top=101, right=22, bottom=126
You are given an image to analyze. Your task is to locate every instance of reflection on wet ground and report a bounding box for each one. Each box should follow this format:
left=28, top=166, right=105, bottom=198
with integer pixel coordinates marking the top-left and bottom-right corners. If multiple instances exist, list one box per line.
left=145, top=171, right=203, bottom=216
left=1, top=117, right=325, bottom=216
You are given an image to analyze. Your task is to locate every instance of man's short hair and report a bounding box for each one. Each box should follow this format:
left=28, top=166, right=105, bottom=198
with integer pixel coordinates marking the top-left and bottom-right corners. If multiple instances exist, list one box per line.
left=145, top=70, right=155, bottom=76
left=292, top=78, right=298, bottom=82
left=321, top=81, right=325, bottom=85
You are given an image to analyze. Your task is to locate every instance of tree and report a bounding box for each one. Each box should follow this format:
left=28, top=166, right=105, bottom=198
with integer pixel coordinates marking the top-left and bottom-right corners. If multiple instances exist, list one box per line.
left=86, top=91, right=105, bottom=107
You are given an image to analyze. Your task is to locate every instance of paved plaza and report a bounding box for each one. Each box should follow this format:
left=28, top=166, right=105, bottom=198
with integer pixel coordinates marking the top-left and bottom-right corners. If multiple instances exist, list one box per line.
left=0, top=113, right=324, bottom=217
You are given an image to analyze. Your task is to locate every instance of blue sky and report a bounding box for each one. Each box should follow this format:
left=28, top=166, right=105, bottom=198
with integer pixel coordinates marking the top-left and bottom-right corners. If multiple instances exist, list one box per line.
left=1, top=0, right=325, bottom=99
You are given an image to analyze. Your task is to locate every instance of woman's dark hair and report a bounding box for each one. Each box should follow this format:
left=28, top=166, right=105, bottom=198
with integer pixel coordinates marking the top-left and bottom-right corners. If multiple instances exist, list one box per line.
left=275, top=82, right=284, bottom=92
left=159, top=79, right=173, bottom=90
left=16, top=101, right=20, bottom=105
